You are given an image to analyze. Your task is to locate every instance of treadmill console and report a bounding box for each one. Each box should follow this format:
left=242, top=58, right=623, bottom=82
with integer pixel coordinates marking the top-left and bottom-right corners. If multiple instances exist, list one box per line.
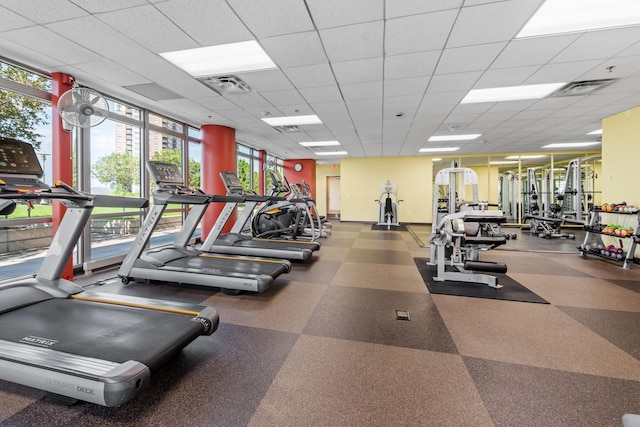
left=0, top=137, right=50, bottom=193
left=219, top=171, right=244, bottom=195
left=147, top=161, right=185, bottom=186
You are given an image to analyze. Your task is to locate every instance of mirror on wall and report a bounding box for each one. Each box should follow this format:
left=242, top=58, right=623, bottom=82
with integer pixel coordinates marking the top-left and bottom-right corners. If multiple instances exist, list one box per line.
left=432, top=152, right=601, bottom=224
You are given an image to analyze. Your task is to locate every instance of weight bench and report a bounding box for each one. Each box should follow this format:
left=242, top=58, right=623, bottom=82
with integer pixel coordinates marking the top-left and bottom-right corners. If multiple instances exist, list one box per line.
left=522, top=214, right=574, bottom=239
left=429, top=208, right=508, bottom=289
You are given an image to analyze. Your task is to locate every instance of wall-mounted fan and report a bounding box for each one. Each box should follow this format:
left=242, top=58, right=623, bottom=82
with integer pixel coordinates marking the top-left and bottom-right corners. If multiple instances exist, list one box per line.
left=57, top=87, right=109, bottom=128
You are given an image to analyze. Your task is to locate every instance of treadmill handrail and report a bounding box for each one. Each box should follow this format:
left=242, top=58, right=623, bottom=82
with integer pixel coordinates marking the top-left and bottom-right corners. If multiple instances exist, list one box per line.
left=0, top=182, right=148, bottom=209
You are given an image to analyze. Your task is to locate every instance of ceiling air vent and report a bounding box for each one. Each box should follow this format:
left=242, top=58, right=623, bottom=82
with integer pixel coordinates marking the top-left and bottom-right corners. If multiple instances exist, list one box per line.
left=197, top=75, right=252, bottom=95
left=549, top=79, right=617, bottom=97
left=274, top=125, right=302, bottom=133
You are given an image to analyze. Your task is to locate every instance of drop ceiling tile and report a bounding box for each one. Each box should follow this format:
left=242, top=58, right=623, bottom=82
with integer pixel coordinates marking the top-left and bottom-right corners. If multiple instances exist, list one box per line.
left=552, top=26, right=640, bottom=63
left=447, top=0, right=542, bottom=47
left=475, top=66, right=539, bottom=88
left=1, top=26, right=102, bottom=65
left=222, top=92, right=272, bottom=109
left=260, top=31, right=328, bottom=68
left=194, top=95, right=239, bottom=111
left=98, top=5, right=198, bottom=53
left=435, top=42, right=507, bottom=74
left=68, top=0, right=149, bottom=13
left=385, top=10, right=458, bottom=55
left=1, top=0, right=87, bottom=23
left=491, top=34, right=580, bottom=69
left=310, top=100, right=349, bottom=115
left=319, top=21, right=383, bottom=63
left=345, top=98, right=383, bottom=112
left=333, top=58, right=383, bottom=85
left=155, top=0, right=253, bottom=45
left=73, top=60, right=148, bottom=86
left=384, top=77, right=428, bottom=97
left=384, top=51, right=440, bottom=80
left=428, top=71, right=482, bottom=93
left=238, top=70, right=295, bottom=92
left=0, top=6, right=35, bottom=31
left=579, top=56, right=640, bottom=81
left=299, top=85, right=344, bottom=103
left=387, top=0, right=463, bottom=19
left=260, top=89, right=307, bottom=106
left=422, top=90, right=467, bottom=105
left=341, top=81, right=383, bottom=101
left=283, top=64, right=337, bottom=89
left=524, top=60, right=604, bottom=85
left=47, top=15, right=149, bottom=66
left=0, top=37, right=63, bottom=69
left=383, top=95, right=423, bottom=111
left=350, top=109, right=383, bottom=122
left=227, top=0, right=313, bottom=37
left=306, top=0, right=382, bottom=29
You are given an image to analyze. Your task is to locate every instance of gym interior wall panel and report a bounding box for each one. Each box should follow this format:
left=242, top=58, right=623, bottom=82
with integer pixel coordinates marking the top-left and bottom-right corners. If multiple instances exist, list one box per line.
left=284, top=159, right=317, bottom=199
left=602, top=104, right=640, bottom=258
left=601, top=105, right=640, bottom=208
left=315, top=163, right=340, bottom=217
left=339, top=156, right=432, bottom=223
left=469, top=165, right=500, bottom=205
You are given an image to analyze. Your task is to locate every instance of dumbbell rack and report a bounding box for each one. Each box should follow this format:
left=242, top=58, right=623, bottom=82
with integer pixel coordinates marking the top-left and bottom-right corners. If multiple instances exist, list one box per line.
left=578, top=208, right=640, bottom=269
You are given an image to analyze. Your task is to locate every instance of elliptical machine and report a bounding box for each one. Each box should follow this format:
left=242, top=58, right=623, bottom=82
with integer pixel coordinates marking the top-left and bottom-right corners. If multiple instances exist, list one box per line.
left=375, top=180, right=402, bottom=229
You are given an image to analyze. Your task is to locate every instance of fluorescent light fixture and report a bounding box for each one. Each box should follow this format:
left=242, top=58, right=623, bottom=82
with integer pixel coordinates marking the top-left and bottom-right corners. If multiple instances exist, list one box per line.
left=316, top=151, right=348, bottom=156
left=490, top=161, right=519, bottom=165
left=504, top=155, right=547, bottom=159
left=419, top=147, right=460, bottom=153
left=428, top=134, right=481, bottom=142
left=262, top=115, right=322, bottom=126
left=160, top=40, right=277, bottom=77
left=432, top=158, right=442, bottom=162
left=461, top=83, right=566, bottom=103
left=517, top=0, right=640, bottom=38
left=299, top=140, right=340, bottom=147
left=542, top=141, right=601, bottom=148
left=587, top=129, right=603, bottom=135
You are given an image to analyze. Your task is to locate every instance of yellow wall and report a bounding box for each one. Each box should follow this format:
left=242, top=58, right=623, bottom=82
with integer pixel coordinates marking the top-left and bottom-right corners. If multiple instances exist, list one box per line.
left=315, top=163, right=341, bottom=216
left=602, top=106, right=639, bottom=207
left=339, top=156, right=432, bottom=223
left=601, top=105, right=640, bottom=257
left=466, top=165, right=500, bottom=203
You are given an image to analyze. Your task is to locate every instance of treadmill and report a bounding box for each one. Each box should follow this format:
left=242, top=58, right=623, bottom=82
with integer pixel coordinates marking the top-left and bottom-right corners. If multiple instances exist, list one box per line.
left=0, top=138, right=219, bottom=407
left=118, top=161, right=291, bottom=294
left=199, top=171, right=320, bottom=260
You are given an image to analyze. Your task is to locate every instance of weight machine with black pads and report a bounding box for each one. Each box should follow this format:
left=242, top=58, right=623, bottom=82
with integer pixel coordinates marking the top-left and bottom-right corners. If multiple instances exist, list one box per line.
left=428, top=166, right=508, bottom=289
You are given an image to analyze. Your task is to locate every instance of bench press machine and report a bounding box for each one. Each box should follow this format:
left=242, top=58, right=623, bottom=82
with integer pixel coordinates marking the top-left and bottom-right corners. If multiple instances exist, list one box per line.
left=428, top=167, right=508, bottom=289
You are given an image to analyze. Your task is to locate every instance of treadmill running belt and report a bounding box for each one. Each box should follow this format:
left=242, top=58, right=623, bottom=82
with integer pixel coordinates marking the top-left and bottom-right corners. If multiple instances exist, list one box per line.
left=0, top=298, right=205, bottom=371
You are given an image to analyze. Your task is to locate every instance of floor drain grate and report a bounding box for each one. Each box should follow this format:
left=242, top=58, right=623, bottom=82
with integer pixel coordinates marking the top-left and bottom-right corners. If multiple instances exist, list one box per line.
left=395, top=309, right=410, bottom=321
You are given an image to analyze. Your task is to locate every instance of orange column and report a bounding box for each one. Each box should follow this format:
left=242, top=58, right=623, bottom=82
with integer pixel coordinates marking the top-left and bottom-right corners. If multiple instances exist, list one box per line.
left=51, top=72, right=74, bottom=280
left=201, top=125, right=236, bottom=237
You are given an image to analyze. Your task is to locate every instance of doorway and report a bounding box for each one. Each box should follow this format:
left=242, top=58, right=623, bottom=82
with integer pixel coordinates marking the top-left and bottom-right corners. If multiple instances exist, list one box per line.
left=326, top=176, right=341, bottom=219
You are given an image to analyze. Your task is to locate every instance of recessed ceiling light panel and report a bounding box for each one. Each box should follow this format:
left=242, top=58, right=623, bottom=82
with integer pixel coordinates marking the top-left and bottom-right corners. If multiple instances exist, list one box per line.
left=160, top=40, right=277, bottom=77
left=262, top=115, right=322, bottom=126
left=299, top=140, right=340, bottom=147
left=316, top=151, right=348, bottom=156
left=419, top=147, right=460, bottom=153
left=517, top=0, right=640, bottom=38
left=428, top=134, right=481, bottom=142
left=504, top=155, right=547, bottom=159
left=461, top=83, right=566, bottom=103
left=542, top=141, right=601, bottom=148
